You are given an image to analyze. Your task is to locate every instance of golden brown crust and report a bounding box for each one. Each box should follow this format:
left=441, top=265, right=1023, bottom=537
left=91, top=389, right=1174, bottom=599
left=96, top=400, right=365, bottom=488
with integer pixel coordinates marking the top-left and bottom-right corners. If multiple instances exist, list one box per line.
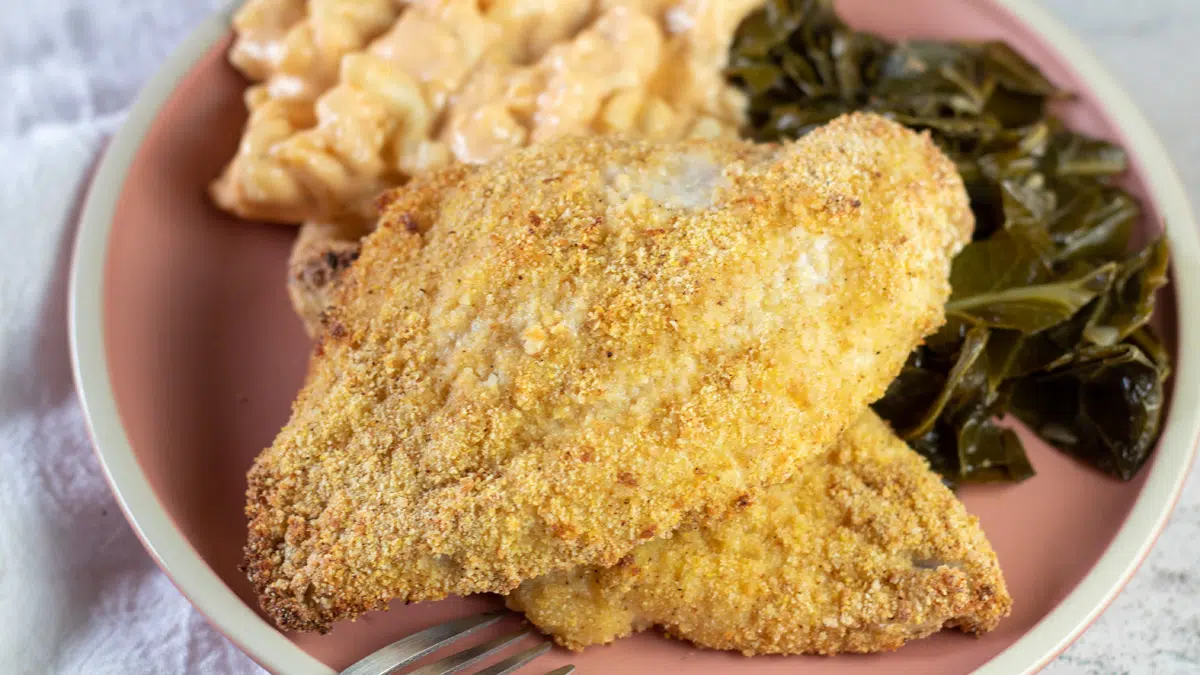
left=286, top=220, right=369, bottom=337
left=244, top=113, right=973, bottom=632
left=507, top=412, right=1012, bottom=654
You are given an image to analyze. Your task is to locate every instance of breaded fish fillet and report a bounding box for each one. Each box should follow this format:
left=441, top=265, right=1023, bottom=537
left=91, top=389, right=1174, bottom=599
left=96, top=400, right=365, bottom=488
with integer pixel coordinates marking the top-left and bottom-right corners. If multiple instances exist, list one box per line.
left=507, top=412, right=1011, bottom=654
left=287, top=220, right=369, bottom=336
left=244, top=113, right=973, bottom=632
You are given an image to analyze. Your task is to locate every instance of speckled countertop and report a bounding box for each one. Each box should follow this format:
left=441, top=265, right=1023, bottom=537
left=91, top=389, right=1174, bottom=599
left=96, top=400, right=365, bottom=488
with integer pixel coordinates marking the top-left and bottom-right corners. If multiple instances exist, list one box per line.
left=0, top=1, right=1196, bottom=673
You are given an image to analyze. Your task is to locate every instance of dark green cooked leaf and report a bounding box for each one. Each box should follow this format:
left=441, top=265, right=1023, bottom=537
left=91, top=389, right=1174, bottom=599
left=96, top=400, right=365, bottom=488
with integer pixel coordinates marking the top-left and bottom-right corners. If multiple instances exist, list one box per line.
left=981, top=87, right=1048, bottom=128
left=949, top=230, right=1050, bottom=300
left=955, top=412, right=1037, bottom=483
left=730, top=0, right=1172, bottom=484
left=925, top=313, right=980, bottom=355
left=984, top=328, right=1063, bottom=387
left=890, top=113, right=1003, bottom=140
left=978, top=41, right=1059, bottom=96
left=1050, top=133, right=1129, bottom=177
left=1083, top=237, right=1170, bottom=345
left=900, top=410, right=1035, bottom=487
left=1009, top=344, right=1166, bottom=480
left=725, top=62, right=784, bottom=95
left=1130, top=325, right=1171, bottom=373
left=999, top=176, right=1056, bottom=235
left=872, top=358, right=947, bottom=433
left=946, top=263, right=1117, bottom=332
left=1048, top=185, right=1138, bottom=264
left=898, top=326, right=990, bottom=439
left=906, top=423, right=960, bottom=486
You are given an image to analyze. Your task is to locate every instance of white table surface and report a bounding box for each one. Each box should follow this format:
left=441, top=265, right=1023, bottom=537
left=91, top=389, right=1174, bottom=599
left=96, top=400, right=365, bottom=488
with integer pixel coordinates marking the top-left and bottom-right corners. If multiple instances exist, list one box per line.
left=0, top=1, right=1196, bottom=673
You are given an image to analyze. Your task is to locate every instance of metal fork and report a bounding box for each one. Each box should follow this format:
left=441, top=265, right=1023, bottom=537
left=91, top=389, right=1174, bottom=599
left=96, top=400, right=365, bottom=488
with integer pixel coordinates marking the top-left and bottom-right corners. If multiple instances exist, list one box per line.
left=340, top=612, right=573, bottom=675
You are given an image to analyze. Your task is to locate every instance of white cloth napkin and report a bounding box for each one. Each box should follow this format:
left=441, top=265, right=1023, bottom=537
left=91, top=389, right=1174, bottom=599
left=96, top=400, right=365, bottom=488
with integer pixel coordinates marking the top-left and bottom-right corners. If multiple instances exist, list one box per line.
left=1, top=1, right=1197, bottom=674
left=0, top=1, right=262, bottom=673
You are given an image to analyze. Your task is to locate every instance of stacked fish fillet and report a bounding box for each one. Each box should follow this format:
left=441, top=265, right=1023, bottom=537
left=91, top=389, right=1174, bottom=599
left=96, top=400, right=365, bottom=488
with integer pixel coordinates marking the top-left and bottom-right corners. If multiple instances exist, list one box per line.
left=223, top=0, right=1011, bottom=657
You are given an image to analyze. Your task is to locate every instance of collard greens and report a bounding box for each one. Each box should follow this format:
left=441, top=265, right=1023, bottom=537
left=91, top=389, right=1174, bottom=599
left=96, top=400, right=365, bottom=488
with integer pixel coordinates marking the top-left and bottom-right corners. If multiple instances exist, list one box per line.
left=729, top=0, right=1172, bottom=484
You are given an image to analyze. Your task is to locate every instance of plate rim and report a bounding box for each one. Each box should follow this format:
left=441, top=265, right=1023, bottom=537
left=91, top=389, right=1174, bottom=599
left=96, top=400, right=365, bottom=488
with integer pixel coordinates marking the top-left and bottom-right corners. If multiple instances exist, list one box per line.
left=67, top=1, right=1200, bottom=674
left=68, top=4, right=331, bottom=673
left=964, top=0, right=1200, bottom=672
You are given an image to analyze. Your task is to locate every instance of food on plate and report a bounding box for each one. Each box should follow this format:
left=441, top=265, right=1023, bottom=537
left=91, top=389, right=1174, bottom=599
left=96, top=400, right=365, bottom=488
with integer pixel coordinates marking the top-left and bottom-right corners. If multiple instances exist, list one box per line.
left=216, top=0, right=1174, bottom=657
left=727, top=0, right=1172, bottom=484
left=287, top=220, right=369, bottom=333
left=509, top=411, right=1011, bottom=654
left=223, top=0, right=1173, bottom=487
left=213, top=0, right=759, bottom=226
left=228, top=0, right=405, bottom=102
left=242, top=115, right=973, bottom=632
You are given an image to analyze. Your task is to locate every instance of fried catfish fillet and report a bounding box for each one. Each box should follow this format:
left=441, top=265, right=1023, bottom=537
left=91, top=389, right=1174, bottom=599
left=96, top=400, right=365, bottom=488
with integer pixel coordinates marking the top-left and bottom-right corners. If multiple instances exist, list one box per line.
left=287, top=220, right=369, bottom=337
left=243, top=113, right=973, bottom=632
left=508, top=412, right=1011, bottom=654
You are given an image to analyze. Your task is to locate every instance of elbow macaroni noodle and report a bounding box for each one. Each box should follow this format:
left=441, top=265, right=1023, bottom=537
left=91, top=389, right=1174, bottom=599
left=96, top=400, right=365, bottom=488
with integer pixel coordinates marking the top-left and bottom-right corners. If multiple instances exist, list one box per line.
left=212, top=0, right=758, bottom=227
left=228, top=0, right=406, bottom=100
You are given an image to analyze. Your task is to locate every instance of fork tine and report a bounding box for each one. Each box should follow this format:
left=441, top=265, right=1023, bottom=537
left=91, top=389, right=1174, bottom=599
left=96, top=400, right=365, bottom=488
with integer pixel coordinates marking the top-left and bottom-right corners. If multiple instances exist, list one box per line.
left=538, top=668, right=575, bottom=675
left=340, top=612, right=505, bottom=675
left=471, top=641, right=553, bottom=675
left=409, top=630, right=532, bottom=675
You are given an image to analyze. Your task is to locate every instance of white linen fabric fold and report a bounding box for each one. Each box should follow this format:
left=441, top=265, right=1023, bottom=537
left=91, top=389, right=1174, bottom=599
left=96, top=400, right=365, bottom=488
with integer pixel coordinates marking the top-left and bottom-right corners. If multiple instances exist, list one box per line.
left=0, top=2, right=262, bottom=673
left=0, top=1, right=1196, bottom=674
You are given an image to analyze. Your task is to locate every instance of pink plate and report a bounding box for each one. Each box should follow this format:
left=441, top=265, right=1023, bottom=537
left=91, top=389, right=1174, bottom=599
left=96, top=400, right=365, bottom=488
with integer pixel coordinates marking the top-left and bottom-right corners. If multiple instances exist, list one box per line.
left=69, top=0, right=1200, bottom=673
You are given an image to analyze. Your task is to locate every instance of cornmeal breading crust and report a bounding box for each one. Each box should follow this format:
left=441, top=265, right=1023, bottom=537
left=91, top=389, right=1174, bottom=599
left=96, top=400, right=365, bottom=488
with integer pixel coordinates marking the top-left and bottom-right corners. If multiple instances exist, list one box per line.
left=287, top=220, right=370, bottom=336
left=508, top=411, right=1011, bottom=654
left=243, top=113, right=972, bottom=632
